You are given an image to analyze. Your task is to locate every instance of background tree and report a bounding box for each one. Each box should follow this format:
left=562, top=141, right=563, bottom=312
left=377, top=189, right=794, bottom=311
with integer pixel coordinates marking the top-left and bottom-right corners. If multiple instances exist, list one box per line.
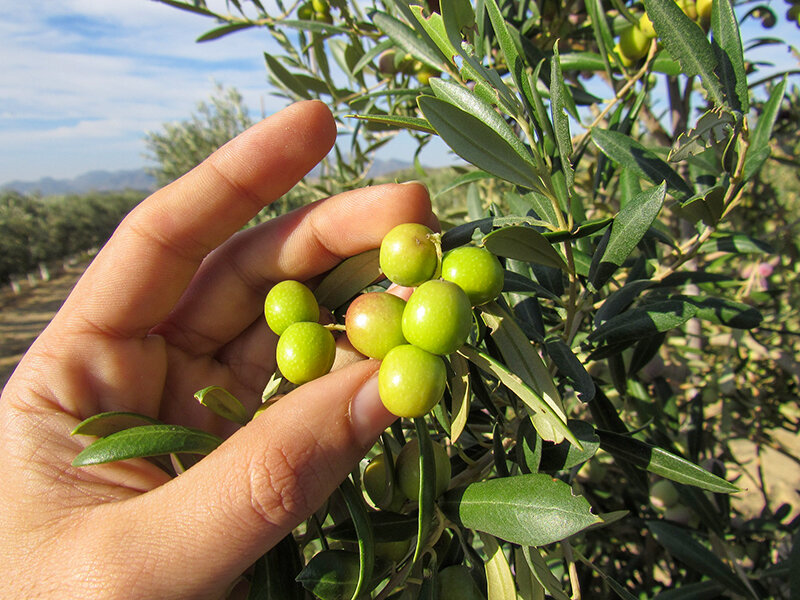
left=144, top=83, right=254, bottom=187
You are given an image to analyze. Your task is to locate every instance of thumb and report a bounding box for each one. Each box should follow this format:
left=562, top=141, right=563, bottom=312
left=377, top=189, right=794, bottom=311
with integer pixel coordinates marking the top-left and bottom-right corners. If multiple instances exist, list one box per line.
left=89, top=360, right=393, bottom=598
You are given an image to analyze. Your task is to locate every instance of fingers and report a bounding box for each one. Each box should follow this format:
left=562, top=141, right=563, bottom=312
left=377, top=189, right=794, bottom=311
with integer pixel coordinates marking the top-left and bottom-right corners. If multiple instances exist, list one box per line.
left=81, top=360, right=395, bottom=598
left=57, top=101, right=337, bottom=339
left=154, top=181, right=434, bottom=355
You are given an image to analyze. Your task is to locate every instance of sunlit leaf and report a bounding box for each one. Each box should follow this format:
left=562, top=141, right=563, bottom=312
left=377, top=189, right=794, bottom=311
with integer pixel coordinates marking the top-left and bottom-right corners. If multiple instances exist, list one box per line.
left=314, top=249, right=380, bottom=310
left=194, top=385, right=249, bottom=426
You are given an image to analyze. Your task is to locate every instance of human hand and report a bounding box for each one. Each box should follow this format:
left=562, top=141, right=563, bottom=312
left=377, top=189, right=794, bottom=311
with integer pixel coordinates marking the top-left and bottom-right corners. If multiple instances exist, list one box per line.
left=0, top=101, right=435, bottom=599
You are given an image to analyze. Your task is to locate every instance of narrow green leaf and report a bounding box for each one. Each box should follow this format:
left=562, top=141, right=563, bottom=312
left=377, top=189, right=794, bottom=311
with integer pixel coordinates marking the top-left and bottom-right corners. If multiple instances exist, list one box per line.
left=516, top=417, right=542, bottom=474
left=682, top=295, right=762, bottom=329
left=458, top=345, right=578, bottom=448
left=642, top=0, right=725, bottom=106
left=345, top=113, right=435, bottom=134
left=372, top=11, right=448, bottom=72
left=710, top=0, right=749, bottom=113
left=418, top=95, right=544, bottom=191
left=698, top=234, right=773, bottom=254
left=589, top=183, right=666, bottom=289
left=429, top=78, right=539, bottom=179
left=591, top=129, right=692, bottom=198
left=522, top=546, right=571, bottom=600
left=314, top=249, right=380, bottom=310
left=448, top=352, right=471, bottom=443
left=351, top=39, right=393, bottom=76
left=194, top=386, right=249, bottom=426
left=328, top=511, right=417, bottom=543
left=197, top=22, right=255, bottom=42
left=587, top=299, right=699, bottom=346
left=539, top=420, right=600, bottom=471
left=154, top=0, right=218, bottom=17
left=249, top=534, right=305, bottom=600
left=543, top=337, right=595, bottom=402
left=574, top=552, right=639, bottom=600
left=72, top=425, right=222, bottom=467
left=742, top=76, right=787, bottom=181
left=409, top=5, right=459, bottom=61
left=296, top=550, right=362, bottom=600
left=338, top=478, right=374, bottom=600
left=678, top=186, right=726, bottom=226
left=71, top=411, right=161, bottom=437
left=263, top=53, right=312, bottom=100
left=479, top=533, right=517, bottom=600
left=669, top=108, right=737, bottom=163
left=647, top=521, right=752, bottom=597
left=550, top=41, right=575, bottom=189
left=441, top=474, right=601, bottom=546
left=598, top=430, right=739, bottom=493
left=483, top=225, right=568, bottom=272
left=652, top=580, right=726, bottom=600
left=434, top=170, right=494, bottom=198
left=413, top=418, right=436, bottom=563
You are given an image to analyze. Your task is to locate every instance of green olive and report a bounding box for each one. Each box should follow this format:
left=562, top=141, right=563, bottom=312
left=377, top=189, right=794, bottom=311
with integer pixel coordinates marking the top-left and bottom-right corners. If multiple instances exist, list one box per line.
left=650, top=479, right=680, bottom=509
left=363, top=453, right=406, bottom=512
left=441, top=246, right=504, bottom=306
left=402, top=280, right=472, bottom=355
left=619, top=25, right=650, bottom=61
left=275, top=322, right=336, bottom=385
left=264, top=280, right=319, bottom=336
left=378, top=344, right=446, bottom=418
left=395, top=438, right=451, bottom=500
left=345, top=292, right=406, bottom=359
left=379, top=223, right=438, bottom=287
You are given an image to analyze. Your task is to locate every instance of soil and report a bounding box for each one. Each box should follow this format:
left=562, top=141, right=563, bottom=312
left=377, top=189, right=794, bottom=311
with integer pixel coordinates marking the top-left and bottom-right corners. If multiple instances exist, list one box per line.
left=0, top=263, right=86, bottom=390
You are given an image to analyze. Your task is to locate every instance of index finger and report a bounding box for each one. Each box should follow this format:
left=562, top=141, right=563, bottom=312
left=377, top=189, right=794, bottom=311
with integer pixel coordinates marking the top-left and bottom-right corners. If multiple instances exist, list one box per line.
left=58, top=101, right=337, bottom=338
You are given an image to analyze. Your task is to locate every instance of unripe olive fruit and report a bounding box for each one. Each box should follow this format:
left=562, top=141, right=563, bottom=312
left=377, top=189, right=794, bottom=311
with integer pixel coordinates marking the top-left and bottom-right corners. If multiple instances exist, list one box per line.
left=276, top=322, right=336, bottom=385
left=619, top=25, right=650, bottom=61
left=696, top=0, right=712, bottom=24
left=378, top=344, right=446, bottom=418
left=315, top=9, right=333, bottom=23
left=402, top=280, right=472, bottom=355
left=311, top=0, right=329, bottom=12
left=375, top=539, right=412, bottom=563
left=297, top=2, right=313, bottom=19
left=441, top=246, right=504, bottom=306
left=611, top=43, right=636, bottom=67
left=638, top=13, right=657, bottom=38
left=363, top=453, right=406, bottom=512
left=414, top=63, right=440, bottom=85
left=345, top=292, right=406, bottom=359
left=379, top=223, right=438, bottom=287
left=378, top=49, right=398, bottom=74
left=678, top=0, right=698, bottom=21
left=650, top=479, right=680, bottom=509
left=664, top=503, right=699, bottom=527
left=396, top=438, right=451, bottom=500
left=437, top=565, right=485, bottom=600
left=264, top=280, right=320, bottom=335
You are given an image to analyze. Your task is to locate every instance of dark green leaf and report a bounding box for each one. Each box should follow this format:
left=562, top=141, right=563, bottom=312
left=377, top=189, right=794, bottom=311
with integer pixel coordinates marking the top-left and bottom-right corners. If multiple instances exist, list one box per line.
left=194, top=386, right=249, bottom=426
left=539, top=421, right=600, bottom=471
left=587, top=300, right=699, bottom=346
left=589, top=183, right=665, bottom=289
left=642, top=0, right=725, bottom=106
left=483, top=226, right=568, bottom=272
left=591, top=130, right=692, bottom=198
left=351, top=39, right=393, bottom=76
left=440, top=474, right=600, bottom=546
left=263, top=53, right=312, bottom=100
left=682, top=295, right=762, bottom=329
left=669, top=109, right=737, bottom=163
left=154, top=0, right=218, bottom=17
left=413, top=418, right=436, bottom=563
left=594, top=280, right=654, bottom=326
left=550, top=42, right=575, bottom=189
left=516, top=417, right=542, bottom=474
left=647, top=521, right=752, bottom=596
left=338, top=478, right=374, bottom=600
left=71, top=411, right=161, bottom=437
left=698, top=234, right=773, bottom=254
left=544, top=337, right=595, bottom=402
left=372, top=11, right=448, bottom=71
left=314, top=249, right=380, bottom=310
left=652, top=580, right=726, bottom=600
left=197, top=22, right=255, bottom=42
left=418, top=96, right=544, bottom=191
left=598, top=430, right=739, bottom=493
left=328, top=511, right=417, bottom=543
left=743, top=76, right=787, bottom=181
left=346, top=113, right=435, bottom=134
left=296, top=550, right=361, bottom=600
left=711, top=0, right=749, bottom=113
left=248, top=534, right=305, bottom=600
left=678, top=186, right=726, bottom=226
left=433, top=170, right=494, bottom=198
left=72, top=425, right=222, bottom=467
left=542, top=217, right=612, bottom=243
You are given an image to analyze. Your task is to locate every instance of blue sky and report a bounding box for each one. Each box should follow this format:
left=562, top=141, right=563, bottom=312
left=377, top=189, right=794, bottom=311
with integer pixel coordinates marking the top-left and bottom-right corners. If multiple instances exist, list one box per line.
left=0, top=1, right=797, bottom=186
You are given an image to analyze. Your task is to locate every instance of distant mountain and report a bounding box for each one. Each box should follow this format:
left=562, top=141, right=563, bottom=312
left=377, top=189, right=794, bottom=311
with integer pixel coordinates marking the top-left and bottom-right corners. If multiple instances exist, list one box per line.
left=1, top=158, right=416, bottom=197
left=2, top=169, right=157, bottom=196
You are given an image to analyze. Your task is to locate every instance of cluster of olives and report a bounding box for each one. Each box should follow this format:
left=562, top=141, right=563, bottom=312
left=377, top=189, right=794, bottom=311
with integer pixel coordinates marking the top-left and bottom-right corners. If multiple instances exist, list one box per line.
left=613, top=0, right=713, bottom=66
left=376, top=49, right=441, bottom=85
left=262, top=222, right=505, bottom=419
left=297, top=0, right=333, bottom=23
left=786, top=0, right=800, bottom=27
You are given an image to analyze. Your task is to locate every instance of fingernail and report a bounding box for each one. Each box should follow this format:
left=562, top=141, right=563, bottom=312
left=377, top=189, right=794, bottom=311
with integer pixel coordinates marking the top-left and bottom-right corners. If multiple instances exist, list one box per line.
left=400, top=180, right=428, bottom=192
left=349, top=371, right=394, bottom=447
